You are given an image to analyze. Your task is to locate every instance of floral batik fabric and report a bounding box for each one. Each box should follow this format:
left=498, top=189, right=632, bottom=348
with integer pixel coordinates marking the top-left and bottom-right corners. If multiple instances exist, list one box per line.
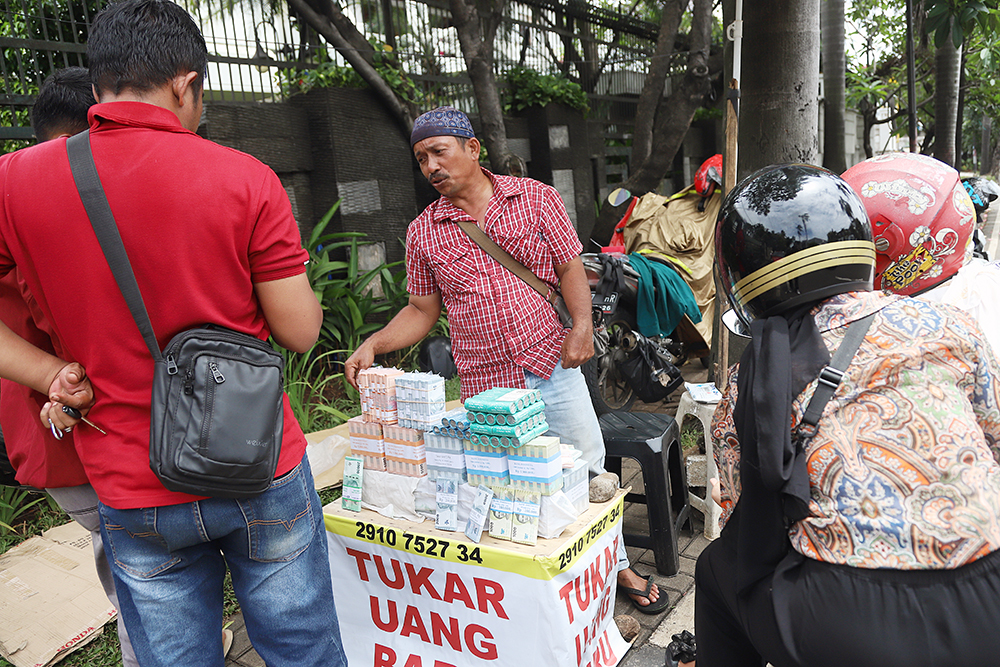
left=712, top=290, right=1000, bottom=570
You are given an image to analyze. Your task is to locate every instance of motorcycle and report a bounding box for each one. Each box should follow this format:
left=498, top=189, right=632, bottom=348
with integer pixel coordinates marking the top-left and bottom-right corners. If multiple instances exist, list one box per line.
left=581, top=252, right=689, bottom=415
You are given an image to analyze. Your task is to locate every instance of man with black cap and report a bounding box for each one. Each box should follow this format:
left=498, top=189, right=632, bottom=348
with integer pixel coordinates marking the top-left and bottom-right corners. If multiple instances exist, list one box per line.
left=695, top=163, right=1000, bottom=667
left=345, top=106, right=668, bottom=614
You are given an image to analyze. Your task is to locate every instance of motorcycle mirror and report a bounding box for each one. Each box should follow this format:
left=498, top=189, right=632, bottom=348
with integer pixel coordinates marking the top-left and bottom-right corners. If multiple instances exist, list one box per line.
left=722, top=309, right=751, bottom=339
left=608, top=188, right=631, bottom=207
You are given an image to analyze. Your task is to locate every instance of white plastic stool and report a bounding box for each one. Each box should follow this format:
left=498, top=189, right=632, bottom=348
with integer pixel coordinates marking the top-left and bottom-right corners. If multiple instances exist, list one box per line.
left=676, top=390, right=722, bottom=540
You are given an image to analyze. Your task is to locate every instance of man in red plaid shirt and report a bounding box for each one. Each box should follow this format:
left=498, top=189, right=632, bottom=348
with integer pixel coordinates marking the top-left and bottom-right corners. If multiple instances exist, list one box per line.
left=345, top=106, right=666, bottom=614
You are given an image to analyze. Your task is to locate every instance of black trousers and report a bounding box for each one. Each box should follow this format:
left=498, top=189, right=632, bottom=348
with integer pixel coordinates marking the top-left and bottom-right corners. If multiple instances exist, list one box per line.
left=695, top=529, right=1000, bottom=667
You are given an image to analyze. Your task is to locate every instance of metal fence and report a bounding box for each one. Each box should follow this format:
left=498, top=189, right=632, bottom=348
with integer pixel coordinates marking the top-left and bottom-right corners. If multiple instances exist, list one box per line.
left=2, top=0, right=660, bottom=161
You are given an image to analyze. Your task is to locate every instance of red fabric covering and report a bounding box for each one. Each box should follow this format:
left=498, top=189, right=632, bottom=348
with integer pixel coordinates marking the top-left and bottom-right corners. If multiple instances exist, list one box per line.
left=0, top=101, right=309, bottom=508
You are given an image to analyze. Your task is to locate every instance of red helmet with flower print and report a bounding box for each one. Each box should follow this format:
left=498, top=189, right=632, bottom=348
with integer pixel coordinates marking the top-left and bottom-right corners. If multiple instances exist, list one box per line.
left=842, top=152, right=975, bottom=296
left=695, top=154, right=723, bottom=197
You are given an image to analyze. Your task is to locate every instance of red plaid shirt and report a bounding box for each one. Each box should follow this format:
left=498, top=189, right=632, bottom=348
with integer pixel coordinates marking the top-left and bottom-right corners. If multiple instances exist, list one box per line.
left=406, top=169, right=583, bottom=399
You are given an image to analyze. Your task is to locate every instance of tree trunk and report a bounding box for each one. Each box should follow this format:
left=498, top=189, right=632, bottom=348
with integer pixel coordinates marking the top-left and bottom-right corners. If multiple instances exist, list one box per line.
left=992, top=128, right=1000, bottom=179
left=821, top=0, right=846, bottom=173
left=313, top=0, right=376, bottom=68
left=631, top=1, right=685, bottom=167
left=739, top=0, right=820, bottom=179
left=591, top=0, right=716, bottom=244
left=933, top=32, right=961, bottom=167
left=982, top=115, right=993, bottom=174
left=450, top=0, right=511, bottom=174
left=955, top=46, right=966, bottom=169
left=287, top=0, right=413, bottom=134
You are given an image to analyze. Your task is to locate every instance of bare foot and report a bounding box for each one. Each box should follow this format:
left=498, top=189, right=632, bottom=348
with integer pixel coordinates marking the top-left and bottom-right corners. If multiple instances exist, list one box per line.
left=618, top=567, right=659, bottom=607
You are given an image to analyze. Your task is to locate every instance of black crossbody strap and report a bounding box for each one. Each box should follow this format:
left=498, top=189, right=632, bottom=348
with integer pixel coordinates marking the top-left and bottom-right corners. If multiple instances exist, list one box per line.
left=796, top=312, right=876, bottom=440
left=66, top=131, right=163, bottom=362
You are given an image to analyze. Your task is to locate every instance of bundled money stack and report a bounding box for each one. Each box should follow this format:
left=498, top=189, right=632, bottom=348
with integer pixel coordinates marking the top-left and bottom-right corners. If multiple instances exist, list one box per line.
left=342, top=456, right=364, bottom=512
left=486, top=485, right=542, bottom=545
left=508, top=435, right=563, bottom=495
left=347, top=416, right=386, bottom=471
left=465, top=388, right=548, bottom=448
left=396, top=372, right=447, bottom=431
left=488, top=486, right=515, bottom=540
left=425, top=430, right=467, bottom=483
left=358, top=367, right=404, bottom=424
left=463, top=387, right=565, bottom=496
left=382, top=424, right=427, bottom=477
left=464, top=439, right=509, bottom=488
left=510, top=488, right=542, bottom=545
left=562, top=459, right=590, bottom=515
left=435, top=479, right=459, bottom=531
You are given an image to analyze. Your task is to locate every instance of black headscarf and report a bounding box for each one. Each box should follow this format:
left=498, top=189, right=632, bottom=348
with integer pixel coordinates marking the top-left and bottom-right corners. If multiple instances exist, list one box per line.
left=730, top=303, right=830, bottom=595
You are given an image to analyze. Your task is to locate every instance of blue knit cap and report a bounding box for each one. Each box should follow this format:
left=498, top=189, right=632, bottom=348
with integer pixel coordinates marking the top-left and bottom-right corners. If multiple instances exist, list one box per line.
left=410, top=106, right=476, bottom=147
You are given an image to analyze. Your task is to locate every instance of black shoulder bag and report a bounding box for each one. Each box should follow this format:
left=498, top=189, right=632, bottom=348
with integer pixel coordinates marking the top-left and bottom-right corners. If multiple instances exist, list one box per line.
left=66, top=131, right=285, bottom=499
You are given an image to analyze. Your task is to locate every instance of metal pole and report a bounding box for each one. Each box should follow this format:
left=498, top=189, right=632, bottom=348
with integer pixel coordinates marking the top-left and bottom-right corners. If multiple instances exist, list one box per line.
left=381, top=0, right=396, bottom=51
left=905, top=0, right=918, bottom=152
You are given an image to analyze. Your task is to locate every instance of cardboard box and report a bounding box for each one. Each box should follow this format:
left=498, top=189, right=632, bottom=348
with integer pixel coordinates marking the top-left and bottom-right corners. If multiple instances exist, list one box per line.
left=0, top=521, right=116, bottom=667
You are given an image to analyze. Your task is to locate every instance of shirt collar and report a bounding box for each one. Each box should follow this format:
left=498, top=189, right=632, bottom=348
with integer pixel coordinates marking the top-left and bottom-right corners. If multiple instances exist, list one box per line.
left=89, top=101, right=193, bottom=135
left=430, top=167, right=526, bottom=223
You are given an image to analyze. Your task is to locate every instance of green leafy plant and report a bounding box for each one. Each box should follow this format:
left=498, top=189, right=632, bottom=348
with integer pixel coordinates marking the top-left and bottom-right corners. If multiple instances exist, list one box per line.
left=0, top=486, right=47, bottom=534
left=279, top=59, right=366, bottom=96
left=280, top=344, right=353, bottom=433
left=306, top=202, right=404, bottom=351
left=280, top=42, right=420, bottom=106
left=502, top=66, right=589, bottom=114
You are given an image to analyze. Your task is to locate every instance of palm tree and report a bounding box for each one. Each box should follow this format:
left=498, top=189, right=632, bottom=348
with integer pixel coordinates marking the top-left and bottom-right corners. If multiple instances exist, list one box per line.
left=740, top=0, right=821, bottom=178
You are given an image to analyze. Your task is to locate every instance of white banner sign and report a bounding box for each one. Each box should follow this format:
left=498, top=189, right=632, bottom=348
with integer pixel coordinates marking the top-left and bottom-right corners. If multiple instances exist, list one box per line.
left=325, top=496, right=630, bottom=667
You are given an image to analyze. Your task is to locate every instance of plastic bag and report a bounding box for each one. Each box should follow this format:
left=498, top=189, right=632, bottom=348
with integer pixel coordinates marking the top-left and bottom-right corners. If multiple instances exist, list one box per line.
left=619, top=335, right=683, bottom=402
left=538, top=490, right=579, bottom=539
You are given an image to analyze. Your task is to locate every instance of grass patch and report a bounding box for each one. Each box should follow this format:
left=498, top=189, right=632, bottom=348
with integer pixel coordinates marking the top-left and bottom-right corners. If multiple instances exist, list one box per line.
left=445, top=375, right=460, bottom=402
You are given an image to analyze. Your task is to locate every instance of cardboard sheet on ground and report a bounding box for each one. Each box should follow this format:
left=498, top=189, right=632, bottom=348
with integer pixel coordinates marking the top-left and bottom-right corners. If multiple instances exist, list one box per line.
left=0, top=521, right=115, bottom=667
left=325, top=490, right=631, bottom=667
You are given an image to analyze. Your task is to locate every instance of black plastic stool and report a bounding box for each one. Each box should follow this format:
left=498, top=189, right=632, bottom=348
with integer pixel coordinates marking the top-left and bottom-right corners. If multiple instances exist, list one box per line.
left=600, top=411, right=690, bottom=575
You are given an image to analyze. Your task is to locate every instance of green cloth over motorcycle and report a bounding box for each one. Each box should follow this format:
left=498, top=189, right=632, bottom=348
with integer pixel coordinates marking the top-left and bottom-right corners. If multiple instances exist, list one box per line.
left=628, top=252, right=702, bottom=337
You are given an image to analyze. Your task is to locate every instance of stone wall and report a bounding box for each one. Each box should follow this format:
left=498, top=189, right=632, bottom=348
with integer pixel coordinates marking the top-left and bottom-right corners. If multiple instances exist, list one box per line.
left=203, top=94, right=625, bottom=260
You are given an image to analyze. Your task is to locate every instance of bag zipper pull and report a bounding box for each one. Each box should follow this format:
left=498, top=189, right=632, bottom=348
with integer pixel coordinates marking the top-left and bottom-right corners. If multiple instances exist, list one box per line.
left=166, top=355, right=178, bottom=375
left=210, top=362, right=226, bottom=384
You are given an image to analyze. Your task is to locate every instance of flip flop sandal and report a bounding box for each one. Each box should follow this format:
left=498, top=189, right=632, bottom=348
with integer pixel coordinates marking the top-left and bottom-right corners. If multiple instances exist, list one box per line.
left=619, top=565, right=670, bottom=615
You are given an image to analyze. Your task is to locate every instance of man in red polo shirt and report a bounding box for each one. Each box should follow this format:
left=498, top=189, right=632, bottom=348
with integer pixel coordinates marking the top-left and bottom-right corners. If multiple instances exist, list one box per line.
left=0, top=65, right=144, bottom=666
left=345, top=106, right=666, bottom=614
left=0, top=1, right=346, bottom=664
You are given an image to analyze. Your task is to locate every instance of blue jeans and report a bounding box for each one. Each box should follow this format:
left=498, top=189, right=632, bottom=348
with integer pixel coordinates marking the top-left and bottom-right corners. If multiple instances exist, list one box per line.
left=525, top=361, right=607, bottom=477
left=526, top=363, right=629, bottom=571
left=48, top=484, right=137, bottom=667
left=99, top=456, right=346, bottom=667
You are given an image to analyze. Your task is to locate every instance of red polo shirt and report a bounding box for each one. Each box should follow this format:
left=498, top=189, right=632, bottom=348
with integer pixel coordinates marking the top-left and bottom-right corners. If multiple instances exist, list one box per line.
left=0, top=101, right=309, bottom=509
left=0, top=269, right=89, bottom=489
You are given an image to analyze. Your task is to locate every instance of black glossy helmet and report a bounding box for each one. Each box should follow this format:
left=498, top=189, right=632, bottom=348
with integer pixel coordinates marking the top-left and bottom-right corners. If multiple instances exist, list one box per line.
left=716, top=164, right=875, bottom=326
